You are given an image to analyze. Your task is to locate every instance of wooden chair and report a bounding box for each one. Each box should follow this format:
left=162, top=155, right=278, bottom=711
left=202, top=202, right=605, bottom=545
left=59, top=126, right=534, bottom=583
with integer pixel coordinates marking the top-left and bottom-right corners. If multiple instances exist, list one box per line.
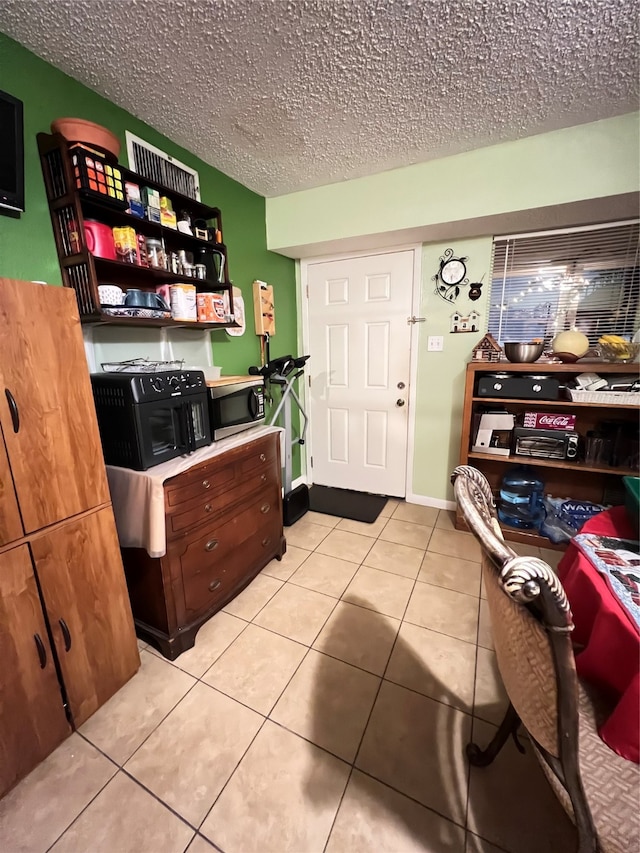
left=452, top=464, right=639, bottom=853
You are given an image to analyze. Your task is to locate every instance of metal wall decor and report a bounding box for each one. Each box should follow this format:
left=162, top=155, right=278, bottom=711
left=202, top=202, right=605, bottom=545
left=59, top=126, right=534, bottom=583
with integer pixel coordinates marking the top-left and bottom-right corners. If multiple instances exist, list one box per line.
left=433, top=248, right=470, bottom=302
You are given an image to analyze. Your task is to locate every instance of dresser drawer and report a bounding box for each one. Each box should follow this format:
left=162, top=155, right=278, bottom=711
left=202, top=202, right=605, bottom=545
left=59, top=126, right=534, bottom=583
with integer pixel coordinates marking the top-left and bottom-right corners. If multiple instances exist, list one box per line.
left=167, top=466, right=279, bottom=536
left=238, top=435, right=278, bottom=476
left=165, top=459, right=236, bottom=508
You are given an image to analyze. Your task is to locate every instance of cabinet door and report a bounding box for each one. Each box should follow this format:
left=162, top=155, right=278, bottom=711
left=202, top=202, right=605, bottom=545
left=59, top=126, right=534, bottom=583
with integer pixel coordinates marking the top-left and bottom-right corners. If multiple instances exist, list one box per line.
left=0, top=545, right=71, bottom=797
left=0, top=278, right=109, bottom=532
left=0, top=434, right=23, bottom=546
left=30, top=508, right=140, bottom=727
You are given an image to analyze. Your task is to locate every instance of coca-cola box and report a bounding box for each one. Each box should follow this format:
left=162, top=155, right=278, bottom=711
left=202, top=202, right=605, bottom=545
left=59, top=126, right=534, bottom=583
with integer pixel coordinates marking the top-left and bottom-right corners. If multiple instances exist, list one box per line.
left=523, top=411, right=576, bottom=431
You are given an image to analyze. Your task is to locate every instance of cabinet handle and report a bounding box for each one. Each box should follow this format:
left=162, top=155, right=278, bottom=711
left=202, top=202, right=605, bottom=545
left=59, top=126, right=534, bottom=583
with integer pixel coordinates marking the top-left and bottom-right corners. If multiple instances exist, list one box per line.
left=260, top=503, right=270, bottom=514
left=5, top=389, right=20, bottom=433
left=202, top=479, right=211, bottom=489
left=261, top=537, right=271, bottom=548
left=259, top=453, right=266, bottom=462
left=208, top=579, right=222, bottom=592
left=205, top=538, right=219, bottom=552
left=34, top=633, right=47, bottom=668
left=261, top=474, right=267, bottom=482
left=204, top=503, right=213, bottom=513
left=59, top=618, right=72, bottom=651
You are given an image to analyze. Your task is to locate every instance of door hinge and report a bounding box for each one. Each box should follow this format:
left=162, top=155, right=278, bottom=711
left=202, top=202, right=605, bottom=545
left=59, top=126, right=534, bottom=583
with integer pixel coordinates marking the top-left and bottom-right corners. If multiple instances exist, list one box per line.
left=407, top=316, right=426, bottom=325
left=306, top=285, right=309, bottom=298
left=308, top=375, right=311, bottom=387
left=310, top=456, right=313, bottom=467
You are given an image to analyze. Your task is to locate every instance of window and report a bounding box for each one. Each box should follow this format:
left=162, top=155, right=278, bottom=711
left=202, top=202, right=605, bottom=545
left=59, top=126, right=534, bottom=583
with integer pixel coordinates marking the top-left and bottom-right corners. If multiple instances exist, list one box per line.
left=488, top=221, right=640, bottom=346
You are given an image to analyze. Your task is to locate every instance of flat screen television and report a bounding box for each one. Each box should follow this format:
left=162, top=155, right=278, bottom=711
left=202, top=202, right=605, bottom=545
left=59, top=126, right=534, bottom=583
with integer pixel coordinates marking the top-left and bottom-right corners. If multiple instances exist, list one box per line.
left=0, top=90, right=25, bottom=214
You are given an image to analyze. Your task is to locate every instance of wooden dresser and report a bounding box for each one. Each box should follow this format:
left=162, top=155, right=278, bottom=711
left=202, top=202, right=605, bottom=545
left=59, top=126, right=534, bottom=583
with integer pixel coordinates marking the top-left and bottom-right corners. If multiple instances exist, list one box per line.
left=0, top=278, right=140, bottom=798
left=119, top=430, right=286, bottom=659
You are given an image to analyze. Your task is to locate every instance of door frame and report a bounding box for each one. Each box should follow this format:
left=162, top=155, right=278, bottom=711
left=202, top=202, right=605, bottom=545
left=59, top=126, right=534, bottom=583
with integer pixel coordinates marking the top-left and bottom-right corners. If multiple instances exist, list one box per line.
left=299, top=244, right=422, bottom=499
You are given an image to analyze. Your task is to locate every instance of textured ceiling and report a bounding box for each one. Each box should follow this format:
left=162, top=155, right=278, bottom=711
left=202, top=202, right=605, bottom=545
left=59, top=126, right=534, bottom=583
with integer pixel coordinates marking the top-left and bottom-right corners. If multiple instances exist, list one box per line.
left=1, top=0, right=638, bottom=197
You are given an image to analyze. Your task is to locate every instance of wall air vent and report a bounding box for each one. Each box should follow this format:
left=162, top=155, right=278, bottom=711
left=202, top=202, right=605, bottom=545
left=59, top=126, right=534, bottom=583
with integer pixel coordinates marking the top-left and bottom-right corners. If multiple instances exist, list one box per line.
left=125, top=131, right=200, bottom=201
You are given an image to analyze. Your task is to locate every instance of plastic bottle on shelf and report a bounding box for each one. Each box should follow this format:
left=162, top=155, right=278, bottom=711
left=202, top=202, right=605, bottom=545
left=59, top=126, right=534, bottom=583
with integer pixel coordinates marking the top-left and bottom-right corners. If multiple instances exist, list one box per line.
left=498, top=465, right=545, bottom=530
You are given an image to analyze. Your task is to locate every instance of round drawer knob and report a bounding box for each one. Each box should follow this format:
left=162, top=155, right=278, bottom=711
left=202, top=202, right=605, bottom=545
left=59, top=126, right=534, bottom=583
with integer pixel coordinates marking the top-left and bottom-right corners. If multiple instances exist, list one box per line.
left=202, top=479, right=211, bottom=489
left=261, top=537, right=271, bottom=547
left=205, top=539, right=219, bottom=552
left=208, top=579, right=222, bottom=592
left=260, top=503, right=271, bottom=514
left=259, top=453, right=266, bottom=462
left=205, top=503, right=212, bottom=513
left=261, top=474, right=267, bottom=482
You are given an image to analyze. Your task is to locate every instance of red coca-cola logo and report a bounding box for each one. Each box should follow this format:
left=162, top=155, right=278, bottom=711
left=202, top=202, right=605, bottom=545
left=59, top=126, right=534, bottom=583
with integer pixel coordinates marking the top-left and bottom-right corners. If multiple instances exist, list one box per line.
left=539, top=415, right=571, bottom=427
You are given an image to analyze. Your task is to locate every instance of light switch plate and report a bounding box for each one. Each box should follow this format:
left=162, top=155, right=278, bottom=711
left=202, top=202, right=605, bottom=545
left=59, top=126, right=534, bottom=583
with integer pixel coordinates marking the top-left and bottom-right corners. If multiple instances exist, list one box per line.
left=428, top=336, right=444, bottom=352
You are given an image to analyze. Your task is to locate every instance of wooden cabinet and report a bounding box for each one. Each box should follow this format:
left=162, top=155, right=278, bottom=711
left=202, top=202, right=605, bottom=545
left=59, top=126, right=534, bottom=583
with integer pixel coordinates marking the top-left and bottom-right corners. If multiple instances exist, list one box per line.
left=457, top=361, right=640, bottom=548
left=37, top=132, right=237, bottom=331
left=121, top=432, right=286, bottom=659
left=0, top=278, right=139, bottom=798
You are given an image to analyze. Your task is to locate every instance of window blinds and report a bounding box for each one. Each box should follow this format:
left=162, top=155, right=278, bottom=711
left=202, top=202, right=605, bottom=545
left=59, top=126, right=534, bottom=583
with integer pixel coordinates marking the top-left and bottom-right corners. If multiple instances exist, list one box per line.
left=488, top=221, right=640, bottom=346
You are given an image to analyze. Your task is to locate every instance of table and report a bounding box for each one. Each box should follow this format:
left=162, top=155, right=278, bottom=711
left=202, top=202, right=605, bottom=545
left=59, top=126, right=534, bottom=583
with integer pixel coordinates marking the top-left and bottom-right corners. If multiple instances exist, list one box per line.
left=558, top=506, right=639, bottom=763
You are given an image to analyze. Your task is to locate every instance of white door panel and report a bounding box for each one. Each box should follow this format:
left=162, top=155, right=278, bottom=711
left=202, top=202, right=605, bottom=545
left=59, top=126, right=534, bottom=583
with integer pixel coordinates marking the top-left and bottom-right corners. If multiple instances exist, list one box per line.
left=308, top=251, right=414, bottom=497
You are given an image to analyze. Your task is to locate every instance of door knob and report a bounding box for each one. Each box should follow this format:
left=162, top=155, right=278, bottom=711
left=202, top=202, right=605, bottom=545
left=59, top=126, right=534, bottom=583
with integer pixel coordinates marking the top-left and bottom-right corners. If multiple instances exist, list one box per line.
left=396, top=399, right=405, bottom=407
left=397, top=381, right=405, bottom=390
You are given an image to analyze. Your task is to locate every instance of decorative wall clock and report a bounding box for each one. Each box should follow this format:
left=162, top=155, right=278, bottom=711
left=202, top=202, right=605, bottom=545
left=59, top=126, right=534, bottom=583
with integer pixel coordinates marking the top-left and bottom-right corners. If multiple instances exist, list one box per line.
left=433, top=249, right=469, bottom=302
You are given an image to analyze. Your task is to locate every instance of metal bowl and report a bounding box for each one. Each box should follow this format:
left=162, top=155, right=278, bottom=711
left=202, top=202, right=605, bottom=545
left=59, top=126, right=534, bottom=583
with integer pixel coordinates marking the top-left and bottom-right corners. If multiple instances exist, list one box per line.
left=503, top=342, right=545, bottom=363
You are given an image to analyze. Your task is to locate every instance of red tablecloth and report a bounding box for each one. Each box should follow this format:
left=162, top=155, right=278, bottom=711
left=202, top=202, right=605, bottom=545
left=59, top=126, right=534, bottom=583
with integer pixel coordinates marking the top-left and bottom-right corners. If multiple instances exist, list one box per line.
left=558, top=506, right=640, bottom=763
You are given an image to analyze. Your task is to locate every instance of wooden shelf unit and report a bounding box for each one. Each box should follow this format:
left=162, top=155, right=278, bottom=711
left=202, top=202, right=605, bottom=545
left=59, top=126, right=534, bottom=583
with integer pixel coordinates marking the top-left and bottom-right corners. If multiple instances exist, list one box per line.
left=457, top=361, right=640, bottom=549
left=37, top=132, right=235, bottom=329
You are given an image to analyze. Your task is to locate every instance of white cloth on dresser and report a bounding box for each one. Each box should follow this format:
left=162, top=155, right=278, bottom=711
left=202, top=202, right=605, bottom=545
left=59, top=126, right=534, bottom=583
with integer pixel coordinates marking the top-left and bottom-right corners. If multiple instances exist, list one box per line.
left=106, top=425, right=284, bottom=558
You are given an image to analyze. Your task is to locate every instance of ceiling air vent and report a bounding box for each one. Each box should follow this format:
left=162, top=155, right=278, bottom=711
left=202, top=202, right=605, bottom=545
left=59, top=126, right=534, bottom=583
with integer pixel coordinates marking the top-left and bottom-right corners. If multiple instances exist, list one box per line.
left=125, top=131, right=200, bottom=201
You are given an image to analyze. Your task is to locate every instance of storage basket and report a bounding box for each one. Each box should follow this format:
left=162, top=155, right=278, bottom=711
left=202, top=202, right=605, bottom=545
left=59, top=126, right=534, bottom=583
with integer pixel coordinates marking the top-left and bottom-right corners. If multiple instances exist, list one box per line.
left=567, top=389, right=640, bottom=406
left=69, top=144, right=127, bottom=208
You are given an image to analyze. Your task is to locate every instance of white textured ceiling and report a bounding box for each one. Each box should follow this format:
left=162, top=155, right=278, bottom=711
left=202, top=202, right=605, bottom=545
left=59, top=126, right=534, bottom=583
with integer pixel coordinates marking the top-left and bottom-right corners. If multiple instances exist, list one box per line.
left=1, top=0, right=638, bottom=197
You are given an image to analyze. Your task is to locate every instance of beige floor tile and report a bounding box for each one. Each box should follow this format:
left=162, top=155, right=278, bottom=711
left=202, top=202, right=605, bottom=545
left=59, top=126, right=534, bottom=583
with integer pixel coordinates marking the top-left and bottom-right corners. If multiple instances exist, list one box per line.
left=342, top=565, right=414, bottom=619
left=385, top=622, right=477, bottom=712
left=254, top=583, right=337, bottom=645
left=186, top=834, right=217, bottom=853
left=379, top=498, right=400, bottom=518
left=467, top=719, right=576, bottom=853
left=480, top=571, right=487, bottom=600
left=428, top=527, right=482, bottom=562
left=285, top=518, right=332, bottom=550
left=418, top=551, right=481, bottom=597
left=200, top=721, right=350, bottom=853
left=271, top=650, right=380, bottom=762
left=316, top=528, right=374, bottom=563
left=79, top=650, right=196, bottom=765
left=326, top=769, right=465, bottom=853
left=356, top=680, right=471, bottom=824
left=363, top=538, right=425, bottom=579
left=136, top=637, right=147, bottom=652
left=335, top=514, right=390, bottom=538
left=222, top=574, right=283, bottom=620
left=0, top=734, right=116, bottom=853
left=125, top=682, right=262, bottom=827
left=261, top=544, right=311, bottom=580
left=313, top=601, right=400, bottom=676
left=289, top=551, right=359, bottom=598
left=478, top=598, right=495, bottom=650
left=539, top=546, right=565, bottom=570
left=306, top=510, right=341, bottom=528
left=51, top=771, right=194, bottom=853
left=436, top=509, right=457, bottom=531
left=474, top=647, right=509, bottom=726
left=465, top=833, right=505, bottom=853
left=404, top=582, right=479, bottom=644
left=203, top=623, right=307, bottom=713
left=391, top=502, right=439, bottom=527
left=168, top=611, right=247, bottom=678
left=379, top=518, right=433, bottom=550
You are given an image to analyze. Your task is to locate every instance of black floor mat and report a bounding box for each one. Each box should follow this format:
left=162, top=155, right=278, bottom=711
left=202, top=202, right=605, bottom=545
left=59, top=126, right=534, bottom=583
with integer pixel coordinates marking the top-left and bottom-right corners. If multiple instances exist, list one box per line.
left=308, top=485, right=388, bottom=523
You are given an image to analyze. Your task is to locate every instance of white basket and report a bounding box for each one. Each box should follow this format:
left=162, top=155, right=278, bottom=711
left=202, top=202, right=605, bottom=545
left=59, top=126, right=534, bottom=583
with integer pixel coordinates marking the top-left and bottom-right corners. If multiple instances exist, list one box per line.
left=567, top=389, right=640, bottom=406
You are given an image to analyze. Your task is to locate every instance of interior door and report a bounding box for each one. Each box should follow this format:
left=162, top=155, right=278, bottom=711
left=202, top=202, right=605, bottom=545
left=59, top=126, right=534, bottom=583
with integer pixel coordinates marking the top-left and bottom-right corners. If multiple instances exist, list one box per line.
left=30, top=508, right=140, bottom=727
left=0, top=434, right=23, bottom=546
left=307, top=251, right=415, bottom=496
left=0, top=279, right=110, bottom=532
left=0, top=545, right=71, bottom=797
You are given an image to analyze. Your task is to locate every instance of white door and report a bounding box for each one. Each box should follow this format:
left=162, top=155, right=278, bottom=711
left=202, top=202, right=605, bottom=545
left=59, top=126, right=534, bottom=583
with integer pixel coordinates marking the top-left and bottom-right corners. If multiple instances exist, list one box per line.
left=307, top=250, right=415, bottom=497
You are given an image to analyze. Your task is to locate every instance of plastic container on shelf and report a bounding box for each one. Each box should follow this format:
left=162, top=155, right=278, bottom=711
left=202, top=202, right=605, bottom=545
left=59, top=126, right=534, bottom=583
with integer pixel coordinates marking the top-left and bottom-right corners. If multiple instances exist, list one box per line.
left=498, top=465, right=545, bottom=530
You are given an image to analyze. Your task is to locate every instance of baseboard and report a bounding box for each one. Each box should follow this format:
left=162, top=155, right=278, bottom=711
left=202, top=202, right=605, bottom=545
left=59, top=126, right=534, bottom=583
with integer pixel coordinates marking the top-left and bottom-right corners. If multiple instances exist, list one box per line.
left=404, top=492, right=456, bottom=511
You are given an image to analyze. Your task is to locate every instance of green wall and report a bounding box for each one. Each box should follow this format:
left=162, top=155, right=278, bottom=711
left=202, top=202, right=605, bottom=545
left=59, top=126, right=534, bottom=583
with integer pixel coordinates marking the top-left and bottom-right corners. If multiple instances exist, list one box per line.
left=0, top=33, right=297, bottom=377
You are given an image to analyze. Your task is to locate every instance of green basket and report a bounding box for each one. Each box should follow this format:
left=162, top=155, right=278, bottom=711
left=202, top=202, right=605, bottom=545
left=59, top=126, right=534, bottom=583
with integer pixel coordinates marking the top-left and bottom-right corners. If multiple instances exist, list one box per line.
left=622, top=476, right=640, bottom=535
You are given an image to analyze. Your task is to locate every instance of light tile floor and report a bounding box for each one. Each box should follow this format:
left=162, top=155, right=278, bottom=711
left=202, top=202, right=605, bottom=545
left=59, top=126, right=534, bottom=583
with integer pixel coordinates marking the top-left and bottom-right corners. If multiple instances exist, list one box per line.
left=0, top=502, right=576, bottom=853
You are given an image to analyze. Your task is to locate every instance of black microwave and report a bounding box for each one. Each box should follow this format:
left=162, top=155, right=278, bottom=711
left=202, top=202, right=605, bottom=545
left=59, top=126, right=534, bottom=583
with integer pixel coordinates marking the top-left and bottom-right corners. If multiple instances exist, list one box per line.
left=91, top=370, right=211, bottom=470
left=207, top=376, right=265, bottom=440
